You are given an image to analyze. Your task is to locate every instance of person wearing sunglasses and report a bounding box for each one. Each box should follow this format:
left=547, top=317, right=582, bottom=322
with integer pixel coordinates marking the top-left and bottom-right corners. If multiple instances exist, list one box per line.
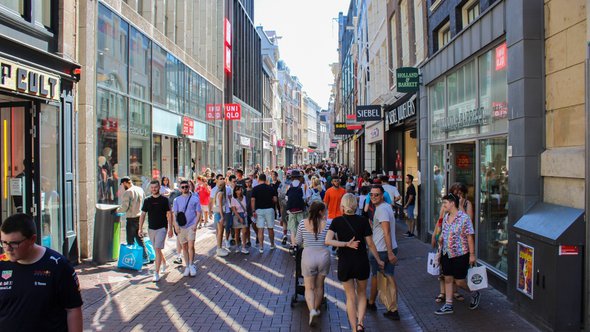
left=172, top=180, right=202, bottom=277
left=0, top=213, right=83, bottom=331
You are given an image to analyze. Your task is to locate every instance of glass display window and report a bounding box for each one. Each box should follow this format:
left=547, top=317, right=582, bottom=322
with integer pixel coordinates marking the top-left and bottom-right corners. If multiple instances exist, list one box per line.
left=129, top=27, right=151, bottom=101
left=479, top=45, right=508, bottom=135
left=129, top=100, right=151, bottom=184
left=97, top=4, right=129, bottom=92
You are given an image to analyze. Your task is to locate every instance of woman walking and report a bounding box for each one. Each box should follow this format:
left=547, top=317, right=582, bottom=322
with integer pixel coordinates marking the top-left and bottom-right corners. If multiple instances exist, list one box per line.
left=435, top=193, right=480, bottom=315
left=326, top=193, right=384, bottom=332
left=197, top=176, right=211, bottom=228
left=295, top=201, right=331, bottom=326
left=230, top=185, right=249, bottom=254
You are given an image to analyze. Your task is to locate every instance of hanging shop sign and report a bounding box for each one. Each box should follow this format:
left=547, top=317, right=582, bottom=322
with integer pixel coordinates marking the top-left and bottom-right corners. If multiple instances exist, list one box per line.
left=240, top=136, right=251, bottom=147
left=355, top=105, right=382, bottom=122
left=334, top=122, right=354, bottom=135
left=206, top=104, right=224, bottom=120
left=277, top=139, right=286, bottom=147
left=225, top=103, right=241, bottom=120
left=0, top=57, right=60, bottom=101
left=263, top=141, right=271, bottom=150
left=182, top=117, right=195, bottom=136
left=345, top=114, right=363, bottom=130
left=224, top=18, right=232, bottom=74
left=366, top=124, right=383, bottom=144
left=385, top=94, right=417, bottom=129
left=432, top=106, right=489, bottom=133
left=495, top=42, right=507, bottom=71
left=396, top=67, right=420, bottom=93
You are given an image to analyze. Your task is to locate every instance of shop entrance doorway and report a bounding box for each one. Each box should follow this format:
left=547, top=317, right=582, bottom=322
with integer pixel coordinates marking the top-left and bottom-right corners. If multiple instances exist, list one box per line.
left=448, top=142, right=476, bottom=209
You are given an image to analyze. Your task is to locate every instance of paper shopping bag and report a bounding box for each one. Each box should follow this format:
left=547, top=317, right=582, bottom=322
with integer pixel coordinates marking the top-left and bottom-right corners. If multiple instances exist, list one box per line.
left=427, top=251, right=440, bottom=276
left=467, top=265, right=488, bottom=291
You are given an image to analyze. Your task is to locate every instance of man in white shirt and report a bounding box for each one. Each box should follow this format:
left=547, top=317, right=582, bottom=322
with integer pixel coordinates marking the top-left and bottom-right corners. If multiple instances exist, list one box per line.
left=380, top=175, right=402, bottom=205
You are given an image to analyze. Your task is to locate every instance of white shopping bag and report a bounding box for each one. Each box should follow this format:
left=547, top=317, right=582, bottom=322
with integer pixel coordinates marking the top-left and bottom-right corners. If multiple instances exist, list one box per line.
left=427, top=251, right=440, bottom=276
left=467, top=265, right=488, bottom=291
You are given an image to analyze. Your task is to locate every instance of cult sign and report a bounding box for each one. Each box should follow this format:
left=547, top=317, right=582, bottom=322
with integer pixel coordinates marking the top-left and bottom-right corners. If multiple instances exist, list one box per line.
left=396, top=67, right=420, bottom=93
left=0, top=57, right=60, bottom=101
left=355, top=105, right=382, bottom=122
left=225, top=103, right=241, bottom=120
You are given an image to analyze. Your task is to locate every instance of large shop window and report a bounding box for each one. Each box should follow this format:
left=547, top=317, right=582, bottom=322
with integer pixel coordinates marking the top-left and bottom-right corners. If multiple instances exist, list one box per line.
left=129, top=27, right=151, bottom=101
left=129, top=100, right=151, bottom=184
left=97, top=4, right=129, bottom=92
left=151, top=44, right=167, bottom=107
left=478, top=137, right=509, bottom=274
left=97, top=89, right=128, bottom=204
left=429, top=44, right=507, bottom=141
left=39, top=105, right=61, bottom=251
left=429, top=145, right=445, bottom=232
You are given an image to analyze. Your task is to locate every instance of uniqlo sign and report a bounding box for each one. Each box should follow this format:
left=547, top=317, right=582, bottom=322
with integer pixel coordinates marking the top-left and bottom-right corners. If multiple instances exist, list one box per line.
left=225, top=103, right=241, bottom=120
left=225, top=46, right=232, bottom=73
left=224, top=19, right=232, bottom=46
left=206, top=104, right=223, bottom=120
left=495, top=42, right=507, bottom=71
left=224, top=18, right=232, bottom=74
left=182, top=117, right=194, bottom=136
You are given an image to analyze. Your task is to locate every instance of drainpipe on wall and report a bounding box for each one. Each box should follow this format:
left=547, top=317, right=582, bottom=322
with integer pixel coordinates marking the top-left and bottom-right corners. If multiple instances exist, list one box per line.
left=585, top=2, right=590, bottom=326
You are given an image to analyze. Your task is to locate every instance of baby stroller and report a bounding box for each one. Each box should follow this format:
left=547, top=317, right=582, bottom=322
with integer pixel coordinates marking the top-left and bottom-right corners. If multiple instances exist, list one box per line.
left=290, top=245, right=328, bottom=308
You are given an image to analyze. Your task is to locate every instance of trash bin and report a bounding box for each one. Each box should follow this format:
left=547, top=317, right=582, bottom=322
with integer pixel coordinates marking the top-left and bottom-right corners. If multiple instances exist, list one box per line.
left=92, top=204, right=121, bottom=264
left=512, top=202, right=585, bottom=331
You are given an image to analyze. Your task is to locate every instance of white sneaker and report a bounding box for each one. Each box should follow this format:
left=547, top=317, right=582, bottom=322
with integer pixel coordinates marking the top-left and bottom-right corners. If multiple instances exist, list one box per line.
left=259, top=246, right=264, bottom=253
left=160, top=262, right=167, bottom=274
left=153, top=272, right=160, bottom=282
left=189, top=264, right=197, bottom=277
left=241, top=248, right=249, bottom=254
left=183, top=266, right=190, bottom=277
left=270, top=245, right=276, bottom=250
left=309, top=309, right=318, bottom=326
left=216, top=248, right=229, bottom=257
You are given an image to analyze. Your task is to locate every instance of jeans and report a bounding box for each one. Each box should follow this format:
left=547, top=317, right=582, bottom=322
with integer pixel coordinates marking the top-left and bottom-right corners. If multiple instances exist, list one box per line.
left=126, top=217, right=147, bottom=259
left=223, top=212, right=234, bottom=234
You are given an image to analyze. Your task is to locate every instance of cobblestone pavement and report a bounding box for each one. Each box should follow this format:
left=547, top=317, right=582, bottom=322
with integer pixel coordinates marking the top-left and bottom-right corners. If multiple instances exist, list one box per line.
left=78, top=219, right=538, bottom=332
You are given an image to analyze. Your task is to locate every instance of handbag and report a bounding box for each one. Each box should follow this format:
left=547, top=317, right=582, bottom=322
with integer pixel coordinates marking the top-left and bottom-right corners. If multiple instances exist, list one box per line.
left=427, top=251, right=440, bottom=276
left=176, top=195, right=193, bottom=227
left=467, top=264, right=488, bottom=291
left=234, top=197, right=247, bottom=224
left=143, top=236, right=156, bottom=262
left=117, top=241, right=144, bottom=271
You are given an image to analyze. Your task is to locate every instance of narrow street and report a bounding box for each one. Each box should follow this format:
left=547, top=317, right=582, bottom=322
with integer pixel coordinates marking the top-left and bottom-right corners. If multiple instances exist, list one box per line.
left=78, top=220, right=537, bottom=332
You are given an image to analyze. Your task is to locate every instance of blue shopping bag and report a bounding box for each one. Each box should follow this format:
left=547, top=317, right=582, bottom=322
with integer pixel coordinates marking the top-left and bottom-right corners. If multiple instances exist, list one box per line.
left=117, top=242, right=143, bottom=271
left=143, top=237, right=156, bottom=262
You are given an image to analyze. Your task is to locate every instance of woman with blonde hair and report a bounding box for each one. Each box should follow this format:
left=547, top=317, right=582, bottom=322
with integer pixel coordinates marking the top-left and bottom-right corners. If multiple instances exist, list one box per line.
left=326, top=193, right=384, bottom=332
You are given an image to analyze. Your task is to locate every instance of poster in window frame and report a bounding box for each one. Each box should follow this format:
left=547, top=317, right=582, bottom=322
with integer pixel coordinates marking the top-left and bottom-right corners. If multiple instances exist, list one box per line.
left=516, top=242, right=534, bottom=299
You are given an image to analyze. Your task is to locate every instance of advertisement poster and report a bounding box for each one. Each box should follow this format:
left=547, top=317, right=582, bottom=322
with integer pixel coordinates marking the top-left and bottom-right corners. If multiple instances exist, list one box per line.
left=517, top=242, right=534, bottom=299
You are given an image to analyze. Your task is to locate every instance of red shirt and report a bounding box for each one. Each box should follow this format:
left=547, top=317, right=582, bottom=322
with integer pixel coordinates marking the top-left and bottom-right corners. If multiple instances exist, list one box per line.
left=197, top=184, right=211, bottom=205
left=323, top=186, right=346, bottom=219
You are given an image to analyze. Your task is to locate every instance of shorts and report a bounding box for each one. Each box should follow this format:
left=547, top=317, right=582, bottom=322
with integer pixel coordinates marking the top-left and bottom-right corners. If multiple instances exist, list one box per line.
left=406, top=205, right=415, bottom=219
left=256, top=208, right=275, bottom=229
left=177, top=226, right=196, bottom=244
left=337, top=253, right=370, bottom=282
left=223, top=212, right=233, bottom=233
left=441, top=253, right=470, bottom=280
left=233, top=212, right=247, bottom=229
left=213, top=212, right=223, bottom=224
left=287, top=211, right=304, bottom=235
left=148, top=227, right=167, bottom=249
left=201, top=205, right=209, bottom=213
left=369, top=249, right=399, bottom=277
left=301, top=247, right=331, bottom=277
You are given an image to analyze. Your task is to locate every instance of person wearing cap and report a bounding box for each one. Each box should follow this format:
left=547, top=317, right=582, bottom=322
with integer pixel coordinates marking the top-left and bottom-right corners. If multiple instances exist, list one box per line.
left=117, top=176, right=148, bottom=262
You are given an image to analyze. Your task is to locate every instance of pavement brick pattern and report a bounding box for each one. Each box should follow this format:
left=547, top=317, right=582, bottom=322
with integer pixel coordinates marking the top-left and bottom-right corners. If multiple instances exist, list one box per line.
left=78, top=219, right=538, bottom=332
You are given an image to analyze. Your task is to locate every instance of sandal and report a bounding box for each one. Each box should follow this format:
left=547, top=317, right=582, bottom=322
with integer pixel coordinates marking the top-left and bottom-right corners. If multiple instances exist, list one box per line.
left=356, top=324, right=365, bottom=332
left=435, top=293, right=445, bottom=303
left=453, top=293, right=465, bottom=301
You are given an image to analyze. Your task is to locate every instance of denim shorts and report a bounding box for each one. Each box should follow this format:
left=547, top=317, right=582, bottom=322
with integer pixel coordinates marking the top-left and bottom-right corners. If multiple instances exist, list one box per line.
left=406, top=205, right=415, bottom=219
left=369, top=248, right=399, bottom=276
left=256, top=208, right=275, bottom=229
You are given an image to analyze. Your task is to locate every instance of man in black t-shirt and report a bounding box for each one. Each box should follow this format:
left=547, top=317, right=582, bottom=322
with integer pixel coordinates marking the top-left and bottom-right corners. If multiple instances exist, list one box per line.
left=404, top=174, right=417, bottom=238
left=251, top=174, right=277, bottom=253
left=139, top=180, right=173, bottom=282
left=0, top=213, right=83, bottom=332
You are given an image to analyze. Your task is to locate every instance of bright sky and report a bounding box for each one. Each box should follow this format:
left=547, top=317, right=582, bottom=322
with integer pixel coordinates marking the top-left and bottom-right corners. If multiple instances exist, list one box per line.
left=254, top=0, right=351, bottom=109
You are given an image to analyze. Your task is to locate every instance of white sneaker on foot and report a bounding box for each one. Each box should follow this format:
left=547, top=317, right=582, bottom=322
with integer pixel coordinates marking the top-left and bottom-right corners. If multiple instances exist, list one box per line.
left=153, top=272, right=160, bottom=282
left=216, top=248, right=229, bottom=257
left=189, top=264, right=197, bottom=277
left=160, top=262, right=167, bottom=274
left=259, top=246, right=264, bottom=253
left=241, top=247, right=249, bottom=254
left=270, top=245, right=276, bottom=250
left=309, top=309, right=318, bottom=326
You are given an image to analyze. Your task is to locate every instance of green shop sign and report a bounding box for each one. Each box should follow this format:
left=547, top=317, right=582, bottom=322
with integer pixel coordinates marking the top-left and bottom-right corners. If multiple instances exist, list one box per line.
left=396, top=67, right=420, bottom=93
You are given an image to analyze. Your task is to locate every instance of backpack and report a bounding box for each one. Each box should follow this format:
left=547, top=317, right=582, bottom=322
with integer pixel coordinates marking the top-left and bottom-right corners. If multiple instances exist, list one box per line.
left=286, top=183, right=305, bottom=212
left=308, top=188, right=323, bottom=204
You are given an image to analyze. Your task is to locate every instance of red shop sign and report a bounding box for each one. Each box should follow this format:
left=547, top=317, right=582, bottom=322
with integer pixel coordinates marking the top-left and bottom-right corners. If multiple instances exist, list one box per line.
left=495, top=42, right=507, bottom=71
left=206, top=104, right=223, bottom=120
left=456, top=154, right=471, bottom=169
left=559, top=245, right=579, bottom=256
left=182, top=117, right=194, bottom=136
left=225, top=103, right=241, bottom=120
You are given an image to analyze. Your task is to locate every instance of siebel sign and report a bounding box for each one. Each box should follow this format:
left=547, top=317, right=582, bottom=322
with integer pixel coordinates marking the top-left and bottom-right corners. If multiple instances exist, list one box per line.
left=355, top=105, right=382, bottom=122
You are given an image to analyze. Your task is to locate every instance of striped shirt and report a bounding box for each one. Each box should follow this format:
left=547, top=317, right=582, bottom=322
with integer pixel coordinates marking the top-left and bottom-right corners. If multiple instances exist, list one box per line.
left=441, top=210, right=474, bottom=258
left=296, top=220, right=329, bottom=248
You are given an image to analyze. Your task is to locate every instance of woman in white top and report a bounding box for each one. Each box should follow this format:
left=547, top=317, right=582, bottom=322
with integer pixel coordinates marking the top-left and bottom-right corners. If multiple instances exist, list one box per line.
left=295, top=201, right=330, bottom=327
left=230, top=185, right=249, bottom=254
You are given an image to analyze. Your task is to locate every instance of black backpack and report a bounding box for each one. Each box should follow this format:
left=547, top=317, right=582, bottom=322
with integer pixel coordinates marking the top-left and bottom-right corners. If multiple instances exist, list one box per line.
left=286, top=183, right=305, bottom=212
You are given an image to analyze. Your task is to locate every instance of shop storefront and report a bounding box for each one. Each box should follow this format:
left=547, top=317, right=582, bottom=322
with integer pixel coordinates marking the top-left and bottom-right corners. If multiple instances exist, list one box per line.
left=0, top=44, right=79, bottom=261
left=425, top=42, right=509, bottom=275
left=365, top=122, right=383, bottom=173
left=384, top=93, right=418, bottom=205
left=230, top=99, right=262, bottom=173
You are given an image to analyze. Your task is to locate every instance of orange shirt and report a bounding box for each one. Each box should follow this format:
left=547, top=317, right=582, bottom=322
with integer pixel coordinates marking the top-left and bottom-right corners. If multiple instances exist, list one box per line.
left=323, top=186, right=346, bottom=219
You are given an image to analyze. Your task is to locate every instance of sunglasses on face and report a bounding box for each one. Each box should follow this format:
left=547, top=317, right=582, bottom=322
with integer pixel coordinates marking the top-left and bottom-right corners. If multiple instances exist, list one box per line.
left=181, top=186, right=189, bottom=189
left=369, top=193, right=381, bottom=197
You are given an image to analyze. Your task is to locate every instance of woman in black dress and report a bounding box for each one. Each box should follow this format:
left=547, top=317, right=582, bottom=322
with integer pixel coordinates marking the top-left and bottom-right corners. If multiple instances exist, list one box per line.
left=325, top=193, right=384, bottom=332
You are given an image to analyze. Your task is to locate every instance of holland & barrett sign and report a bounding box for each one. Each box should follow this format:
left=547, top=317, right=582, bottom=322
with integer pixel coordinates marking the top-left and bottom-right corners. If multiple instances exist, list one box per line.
left=396, top=67, right=420, bottom=93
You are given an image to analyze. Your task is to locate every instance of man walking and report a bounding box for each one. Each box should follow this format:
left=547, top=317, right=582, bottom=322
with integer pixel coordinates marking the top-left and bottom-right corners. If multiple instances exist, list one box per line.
left=173, top=180, right=201, bottom=277
left=323, top=177, right=346, bottom=226
left=404, top=174, right=417, bottom=238
left=117, top=176, right=149, bottom=263
left=285, top=170, right=306, bottom=246
left=367, top=185, right=400, bottom=320
left=139, top=180, right=173, bottom=282
left=251, top=173, right=278, bottom=253
left=0, top=213, right=83, bottom=331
